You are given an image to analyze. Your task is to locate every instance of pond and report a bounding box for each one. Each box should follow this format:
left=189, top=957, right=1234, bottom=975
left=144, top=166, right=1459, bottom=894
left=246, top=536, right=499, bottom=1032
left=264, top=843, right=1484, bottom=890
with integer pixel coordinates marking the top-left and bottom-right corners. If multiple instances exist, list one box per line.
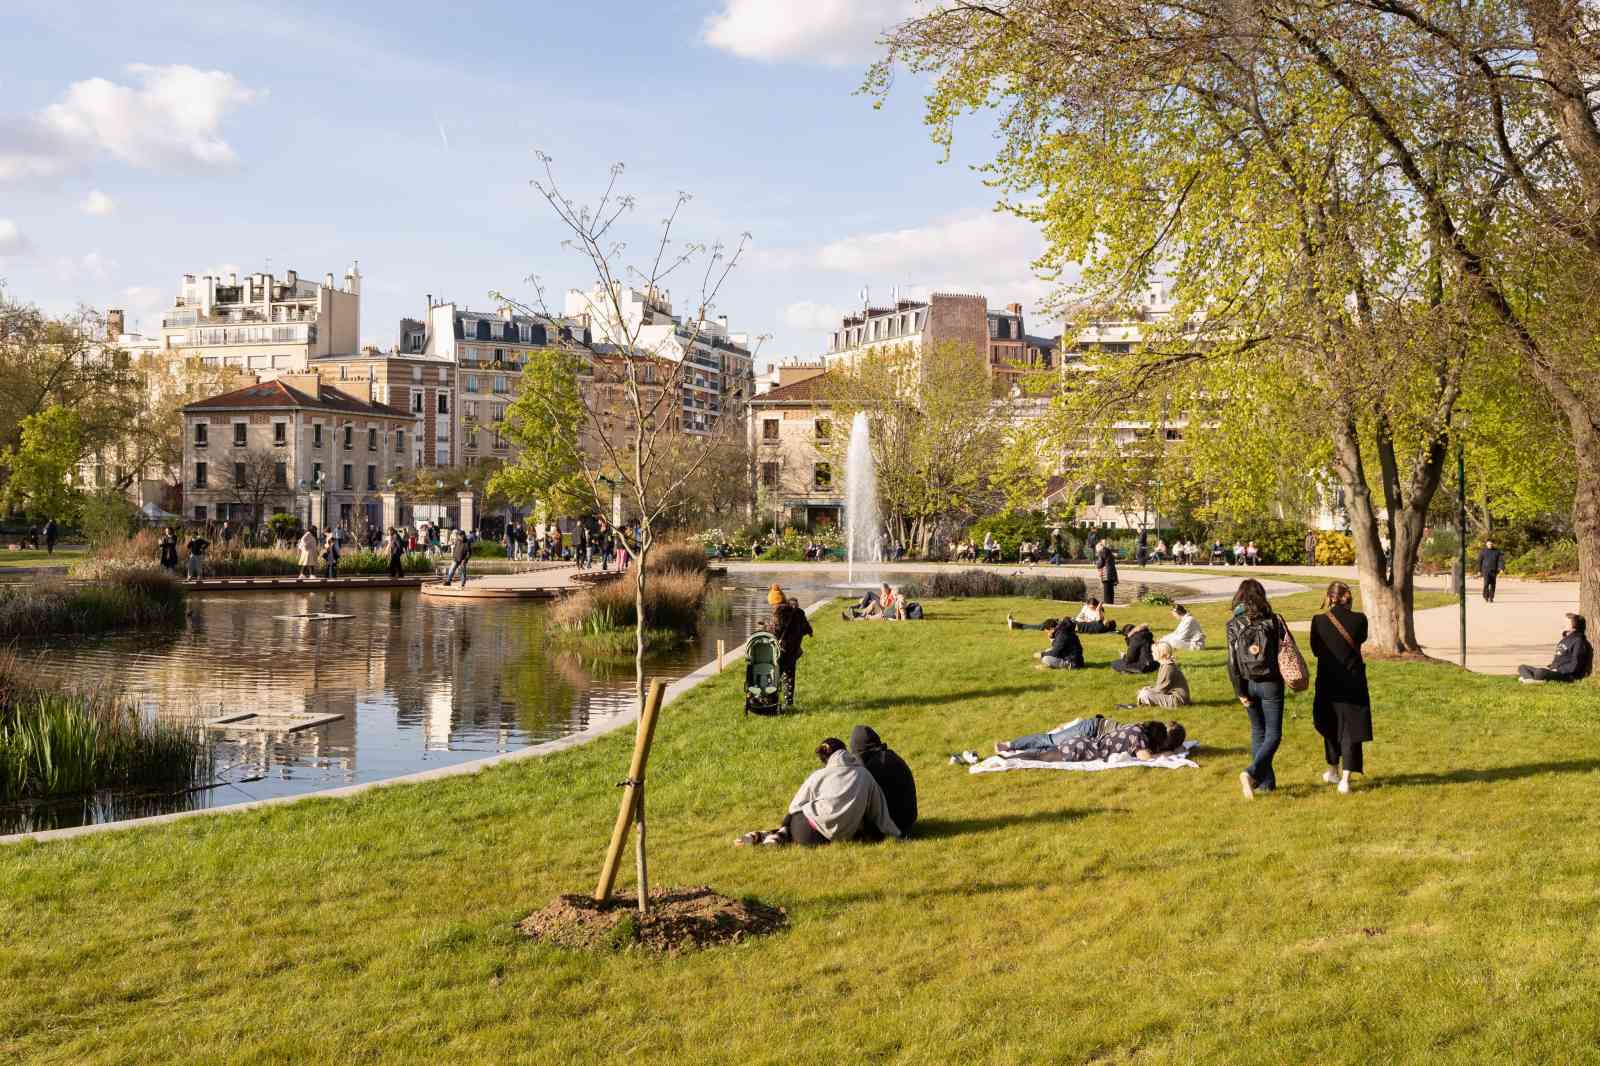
left=3, top=570, right=856, bottom=835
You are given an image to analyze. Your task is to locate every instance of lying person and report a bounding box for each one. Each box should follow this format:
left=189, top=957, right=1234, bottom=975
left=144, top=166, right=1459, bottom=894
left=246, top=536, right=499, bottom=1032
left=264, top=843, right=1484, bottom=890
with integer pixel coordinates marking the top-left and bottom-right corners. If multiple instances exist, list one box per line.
left=850, top=725, right=917, bottom=836
left=735, top=738, right=901, bottom=847
left=1517, top=613, right=1593, bottom=683
left=997, top=719, right=1185, bottom=763
left=1110, top=623, right=1158, bottom=674
left=843, top=582, right=900, bottom=622
left=1135, top=642, right=1191, bottom=708
left=996, top=713, right=1130, bottom=754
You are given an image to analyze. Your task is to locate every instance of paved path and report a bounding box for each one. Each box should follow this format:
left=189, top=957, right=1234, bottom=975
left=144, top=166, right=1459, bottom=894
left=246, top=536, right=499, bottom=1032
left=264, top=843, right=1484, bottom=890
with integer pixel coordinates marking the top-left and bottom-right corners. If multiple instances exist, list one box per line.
left=423, top=563, right=600, bottom=598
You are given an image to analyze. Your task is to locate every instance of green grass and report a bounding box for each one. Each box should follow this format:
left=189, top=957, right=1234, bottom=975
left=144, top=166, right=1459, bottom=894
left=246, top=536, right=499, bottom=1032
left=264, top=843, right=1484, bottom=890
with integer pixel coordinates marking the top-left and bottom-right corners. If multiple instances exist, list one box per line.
left=2, top=589, right=1598, bottom=1063
left=0, top=548, right=85, bottom=569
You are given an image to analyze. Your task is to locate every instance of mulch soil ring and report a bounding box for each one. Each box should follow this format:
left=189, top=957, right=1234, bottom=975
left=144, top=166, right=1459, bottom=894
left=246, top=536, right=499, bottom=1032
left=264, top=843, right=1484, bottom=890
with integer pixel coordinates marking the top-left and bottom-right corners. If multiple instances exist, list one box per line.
left=518, top=886, right=787, bottom=956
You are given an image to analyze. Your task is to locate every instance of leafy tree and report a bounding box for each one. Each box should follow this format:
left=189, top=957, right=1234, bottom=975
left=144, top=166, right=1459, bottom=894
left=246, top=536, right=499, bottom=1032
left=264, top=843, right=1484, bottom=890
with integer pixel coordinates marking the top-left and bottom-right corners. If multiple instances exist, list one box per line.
left=79, top=489, right=142, bottom=547
left=486, top=346, right=591, bottom=518
left=0, top=405, right=87, bottom=522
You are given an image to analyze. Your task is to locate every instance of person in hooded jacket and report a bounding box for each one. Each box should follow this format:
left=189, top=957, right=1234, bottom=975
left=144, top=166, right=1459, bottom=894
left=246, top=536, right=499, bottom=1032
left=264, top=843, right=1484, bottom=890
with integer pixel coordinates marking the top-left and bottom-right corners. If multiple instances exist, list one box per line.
left=767, top=585, right=813, bottom=710
left=1517, top=614, right=1593, bottom=683
left=1110, top=623, right=1158, bottom=674
left=849, top=725, right=917, bottom=837
left=736, top=738, right=901, bottom=847
left=1033, top=618, right=1085, bottom=670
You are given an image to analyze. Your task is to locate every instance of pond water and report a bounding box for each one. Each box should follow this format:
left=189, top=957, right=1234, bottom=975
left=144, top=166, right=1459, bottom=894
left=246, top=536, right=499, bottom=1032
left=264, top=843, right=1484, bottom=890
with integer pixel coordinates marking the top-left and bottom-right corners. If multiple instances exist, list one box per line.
left=3, top=570, right=861, bottom=835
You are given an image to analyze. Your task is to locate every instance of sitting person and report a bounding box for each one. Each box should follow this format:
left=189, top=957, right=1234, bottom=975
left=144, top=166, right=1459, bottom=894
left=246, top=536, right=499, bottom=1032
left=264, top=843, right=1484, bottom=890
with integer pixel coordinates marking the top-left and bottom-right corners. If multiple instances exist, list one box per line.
left=998, top=719, right=1184, bottom=763
left=850, top=725, right=917, bottom=837
left=1127, top=604, right=1206, bottom=651
left=1517, top=613, right=1593, bottom=683
left=1136, top=642, right=1191, bottom=708
left=1110, top=623, right=1158, bottom=674
left=843, top=582, right=900, bottom=621
left=735, top=738, right=901, bottom=846
left=1036, top=617, right=1085, bottom=670
left=1072, top=597, right=1118, bottom=634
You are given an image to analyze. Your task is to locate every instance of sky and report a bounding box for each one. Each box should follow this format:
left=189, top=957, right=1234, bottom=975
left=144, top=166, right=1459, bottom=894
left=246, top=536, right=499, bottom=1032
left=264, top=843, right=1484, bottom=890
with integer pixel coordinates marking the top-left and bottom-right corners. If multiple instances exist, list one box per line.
left=0, top=0, right=1060, bottom=366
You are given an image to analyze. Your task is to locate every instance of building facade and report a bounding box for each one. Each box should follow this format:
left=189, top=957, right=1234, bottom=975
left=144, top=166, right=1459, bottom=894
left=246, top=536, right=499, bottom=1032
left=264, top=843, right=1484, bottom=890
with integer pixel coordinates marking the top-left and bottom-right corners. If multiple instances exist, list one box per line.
left=825, top=292, right=1055, bottom=394
left=309, top=351, right=456, bottom=468
left=745, top=369, right=840, bottom=531
left=157, top=265, right=363, bottom=377
left=180, top=375, right=417, bottom=530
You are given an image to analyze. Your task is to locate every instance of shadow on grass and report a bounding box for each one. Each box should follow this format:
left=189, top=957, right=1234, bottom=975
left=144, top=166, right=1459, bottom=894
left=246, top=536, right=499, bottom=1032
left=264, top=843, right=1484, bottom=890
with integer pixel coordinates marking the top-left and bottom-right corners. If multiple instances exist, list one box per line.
left=910, top=806, right=1114, bottom=840
left=848, top=684, right=1053, bottom=710
left=1376, top=759, right=1600, bottom=789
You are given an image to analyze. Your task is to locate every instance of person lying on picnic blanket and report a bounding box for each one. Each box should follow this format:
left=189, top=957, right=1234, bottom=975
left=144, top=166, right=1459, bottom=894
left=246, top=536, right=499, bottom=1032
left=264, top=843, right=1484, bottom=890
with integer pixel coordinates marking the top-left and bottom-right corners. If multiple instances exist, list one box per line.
left=994, top=719, right=1185, bottom=763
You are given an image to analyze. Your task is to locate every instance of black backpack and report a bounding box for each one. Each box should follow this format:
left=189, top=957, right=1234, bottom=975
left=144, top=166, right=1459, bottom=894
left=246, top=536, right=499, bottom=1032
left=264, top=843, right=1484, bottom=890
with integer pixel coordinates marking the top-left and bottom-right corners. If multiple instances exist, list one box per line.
left=1235, top=615, right=1279, bottom=682
left=903, top=601, right=924, bottom=620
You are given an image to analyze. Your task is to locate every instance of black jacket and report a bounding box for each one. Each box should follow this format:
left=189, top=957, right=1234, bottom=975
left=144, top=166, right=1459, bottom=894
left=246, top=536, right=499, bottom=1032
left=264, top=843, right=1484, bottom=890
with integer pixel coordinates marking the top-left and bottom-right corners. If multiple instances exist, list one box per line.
left=1111, top=627, right=1156, bottom=674
left=1098, top=546, right=1119, bottom=583
left=1477, top=547, right=1505, bottom=576
left=451, top=536, right=470, bottom=563
left=850, top=725, right=917, bottom=834
left=771, top=602, right=813, bottom=658
left=1047, top=624, right=1084, bottom=668
left=1548, top=632, right=1594, bottom=681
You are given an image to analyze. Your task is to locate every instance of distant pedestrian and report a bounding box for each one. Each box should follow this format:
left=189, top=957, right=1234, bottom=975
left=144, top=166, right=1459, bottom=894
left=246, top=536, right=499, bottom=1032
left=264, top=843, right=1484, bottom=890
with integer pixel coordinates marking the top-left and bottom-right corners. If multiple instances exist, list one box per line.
left=158, top=527, right=179, bottom=573
left=321, top=530, right=340, bottom=580
left=445, top=528, right=471, bottom=586
left=297, top=527, right=318, bottom=580
left=1304, top=530, right=1319, bottom=567
left=1310, top=581, right=1372, bottom=794
left=386, top=526, right=406, bottom=579
left=220, top=520, right=234, bottom=546
left=1097, top=541, right=1119, bottom=606
left=1477, top=539, right=1505, bottom=603
left=184, top=530, right=210, bottom=580
left=42, top=517, right=58, bottom=555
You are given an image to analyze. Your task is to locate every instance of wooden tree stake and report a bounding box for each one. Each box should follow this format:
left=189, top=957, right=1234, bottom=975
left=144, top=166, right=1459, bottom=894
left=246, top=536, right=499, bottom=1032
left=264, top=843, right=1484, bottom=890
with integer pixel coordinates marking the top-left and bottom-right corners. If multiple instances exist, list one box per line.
left=594, top=678, right=666, bottom=903
left=716, top=638, right=725, bottom=672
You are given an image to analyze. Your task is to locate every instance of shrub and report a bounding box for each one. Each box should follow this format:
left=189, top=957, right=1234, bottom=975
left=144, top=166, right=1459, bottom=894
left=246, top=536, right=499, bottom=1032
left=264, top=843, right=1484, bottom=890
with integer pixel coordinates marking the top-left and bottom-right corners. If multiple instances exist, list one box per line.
left=470, top=540, right=507, bottom=558
left=1506, top=539, right=1578, bottom=578
left=1419, top=529, right=1460, bottom=573
left=646, top=542, right=709, bottom=576
left=79, top=491, right=142, bottom=548
left=550, top=569, right=709, bottom=635
left=266, top=513, right=303, bottom=545
left=1214, top=519, right=1311, bottom=565
left=0, top=565, right=185, bottom=641
left=966, top=511, right=1051, bottom=561
left=1315, top=532, right=1356, bottom=566
left=900, top=569, right=1088, bottom=602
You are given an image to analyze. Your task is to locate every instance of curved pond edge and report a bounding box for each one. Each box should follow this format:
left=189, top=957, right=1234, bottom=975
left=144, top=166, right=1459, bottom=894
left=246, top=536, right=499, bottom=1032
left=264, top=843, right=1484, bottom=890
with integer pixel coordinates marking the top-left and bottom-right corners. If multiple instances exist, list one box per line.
left=1, top=599, right=830, bottom=846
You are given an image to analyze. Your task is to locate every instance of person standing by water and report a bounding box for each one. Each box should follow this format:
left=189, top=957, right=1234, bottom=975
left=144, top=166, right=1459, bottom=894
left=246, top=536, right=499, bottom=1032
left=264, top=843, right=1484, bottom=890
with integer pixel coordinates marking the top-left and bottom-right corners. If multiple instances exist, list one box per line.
left=1097, top=540, right=1119, bottom=606
left=1226, top=578, right=1286, bottom=799
left=768, top=586, right=813, bottom=710
left=321, top=529, right=340, bottom=580
left=1477, top=539, right=1505, bottom=603
left=184, top=529, right=210, bottom=581
left=297, top=526, right=318, bottom=580
left=386, top=526, right=406, bottom=579
left=444, top=528, right=471, bottom=586
left=1309, top=580, right=1372, bottom=794
left=158, top=526, right=179, bottom=573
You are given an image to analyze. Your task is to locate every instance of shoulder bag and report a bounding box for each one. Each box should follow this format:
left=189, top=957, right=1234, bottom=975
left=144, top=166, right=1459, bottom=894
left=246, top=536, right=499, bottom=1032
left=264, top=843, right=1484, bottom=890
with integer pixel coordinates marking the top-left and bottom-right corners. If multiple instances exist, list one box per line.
left=1276, top=614, right=1310, bottom=692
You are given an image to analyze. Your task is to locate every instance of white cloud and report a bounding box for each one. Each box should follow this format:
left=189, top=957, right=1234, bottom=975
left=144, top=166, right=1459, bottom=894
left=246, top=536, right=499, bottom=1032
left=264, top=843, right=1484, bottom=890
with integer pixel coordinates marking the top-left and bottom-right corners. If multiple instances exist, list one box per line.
left=121, top=285, right=166, bottom=313
left=0, top=64, right=260, bottom=181
left=779, top=299, right=844, bottom=330
left=0, top=219, right=30, bottom=256
left=81, top=188, right=116, bottom=216
left=813, top=211, right=1039, bottom=276
left=51, top=250, right=118, bottom=283
left=702, top=0, right=918, bottom=65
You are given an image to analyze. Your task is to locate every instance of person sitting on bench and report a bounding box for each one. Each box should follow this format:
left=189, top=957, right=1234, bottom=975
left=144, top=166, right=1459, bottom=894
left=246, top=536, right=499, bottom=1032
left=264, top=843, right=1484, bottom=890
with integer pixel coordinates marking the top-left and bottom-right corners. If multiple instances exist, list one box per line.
left=1517, top=614, right=1593, bottom=684
left=735, top=738, right=902, bottom=846
left=1110, top=623, right=1159, bottom=674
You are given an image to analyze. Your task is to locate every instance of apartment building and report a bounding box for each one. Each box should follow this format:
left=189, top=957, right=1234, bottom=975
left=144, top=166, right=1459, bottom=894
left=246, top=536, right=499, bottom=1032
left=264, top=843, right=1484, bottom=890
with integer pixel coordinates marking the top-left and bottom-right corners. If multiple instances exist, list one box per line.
left=309, top=351, right=456, bottom=468
left=746, top=367, right=840, bottom=531
left=180, top=375, right=417, bottom=530
left=564, top=283, right=756, bottom=435
left=825, top=292, right=1055, bottom=394
left=157, top=265, right=362, bottom=377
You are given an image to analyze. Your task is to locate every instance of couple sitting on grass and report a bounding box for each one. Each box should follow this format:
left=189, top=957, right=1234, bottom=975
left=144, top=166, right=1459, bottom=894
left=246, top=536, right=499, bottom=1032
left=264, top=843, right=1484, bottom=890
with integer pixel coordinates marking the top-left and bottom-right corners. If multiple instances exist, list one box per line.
left=994, top=716, right=1189, bottom=763
left=1008, top=605, right=1197, bottom=708
left=736, top=725, right=918, bottom=847
left=841, top=582, right=921, bottom=622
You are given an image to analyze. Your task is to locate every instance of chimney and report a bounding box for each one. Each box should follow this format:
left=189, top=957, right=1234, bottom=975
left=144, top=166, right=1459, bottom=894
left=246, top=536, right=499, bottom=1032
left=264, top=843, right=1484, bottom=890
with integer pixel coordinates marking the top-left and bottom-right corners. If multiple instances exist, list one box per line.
left=501, top=305, right=513, bottom=321
left=106, top=309, right=125, bottom=340
left=280, top=372, right=322, bottom=400
left=286, top=269, right=297, bottom=286
left=1008, top=303, right=1022, bottom=315
left=229, top=272, right=239, bottom=287
left=324, top=272, right=336, bottom=289
left=426, top=293, right=432, bottom=308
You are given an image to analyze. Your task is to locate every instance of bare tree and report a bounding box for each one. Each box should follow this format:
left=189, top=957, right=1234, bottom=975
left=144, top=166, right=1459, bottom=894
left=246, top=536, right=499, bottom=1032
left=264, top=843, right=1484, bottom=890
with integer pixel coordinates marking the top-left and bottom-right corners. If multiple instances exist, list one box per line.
left=226, top=448, right=291, bottom=531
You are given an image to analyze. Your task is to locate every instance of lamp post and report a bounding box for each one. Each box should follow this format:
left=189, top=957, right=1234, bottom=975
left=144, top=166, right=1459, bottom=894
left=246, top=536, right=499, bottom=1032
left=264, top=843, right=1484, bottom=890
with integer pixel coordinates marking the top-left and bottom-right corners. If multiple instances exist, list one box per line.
left=435, top=479, right=444, bottom=529
left=1457, top=438, right=1468, bottom=669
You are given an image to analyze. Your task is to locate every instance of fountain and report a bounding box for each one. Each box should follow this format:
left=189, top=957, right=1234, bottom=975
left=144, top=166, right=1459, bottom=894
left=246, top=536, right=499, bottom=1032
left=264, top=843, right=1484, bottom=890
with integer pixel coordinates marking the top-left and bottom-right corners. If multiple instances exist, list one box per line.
left=845, top=410, right=881, bottom=585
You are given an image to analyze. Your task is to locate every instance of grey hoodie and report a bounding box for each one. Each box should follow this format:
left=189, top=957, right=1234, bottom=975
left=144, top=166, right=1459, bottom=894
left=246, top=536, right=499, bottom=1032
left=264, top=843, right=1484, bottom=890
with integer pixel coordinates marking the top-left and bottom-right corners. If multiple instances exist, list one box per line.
left=786, top=750, right=901, bottom=842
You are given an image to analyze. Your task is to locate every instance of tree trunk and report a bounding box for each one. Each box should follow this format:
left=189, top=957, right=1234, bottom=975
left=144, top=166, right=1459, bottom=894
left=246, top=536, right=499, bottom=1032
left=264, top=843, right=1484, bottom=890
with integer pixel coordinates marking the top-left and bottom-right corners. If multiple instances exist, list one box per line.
left=1574, top=438, right=1600, bottom=629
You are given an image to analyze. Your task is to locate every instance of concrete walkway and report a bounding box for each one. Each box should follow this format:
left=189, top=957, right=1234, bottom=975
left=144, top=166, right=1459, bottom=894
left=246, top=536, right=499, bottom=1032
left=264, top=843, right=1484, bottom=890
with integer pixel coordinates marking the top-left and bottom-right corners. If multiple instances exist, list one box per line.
left=421, top=563, right=607, bottom=599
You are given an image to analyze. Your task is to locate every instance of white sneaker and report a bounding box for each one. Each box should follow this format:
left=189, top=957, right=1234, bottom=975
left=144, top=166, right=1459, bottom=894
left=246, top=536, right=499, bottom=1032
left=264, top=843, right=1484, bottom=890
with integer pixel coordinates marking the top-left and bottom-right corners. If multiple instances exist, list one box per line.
left=1337, top=778, right=1351, bottom=794
left=1518, top=677, right=1544, bottom=684
left=1239, top=771, right=1255, bottom=799
left=1322, top=768, right=1340, bottom=785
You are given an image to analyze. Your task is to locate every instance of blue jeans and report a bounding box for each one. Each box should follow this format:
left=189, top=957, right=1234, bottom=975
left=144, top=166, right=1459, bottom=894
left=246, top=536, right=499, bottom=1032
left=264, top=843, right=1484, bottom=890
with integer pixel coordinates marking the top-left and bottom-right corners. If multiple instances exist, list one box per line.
left=1008, top=717, right=1100, bottom=750
left=445, top=559, right=469, bottom=585
left=1243, top=680, right=1285, bottom=790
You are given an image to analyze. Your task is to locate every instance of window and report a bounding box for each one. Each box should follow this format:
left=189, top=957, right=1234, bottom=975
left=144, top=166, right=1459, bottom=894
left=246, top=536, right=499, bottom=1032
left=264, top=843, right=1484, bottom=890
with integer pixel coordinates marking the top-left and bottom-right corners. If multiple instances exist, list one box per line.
left=343, top=425, right=353, bottom=450
left=274, top=462, right=287, bottom=487
left=366, top=465, right=377, bottom=491
left=438, top=394, right=449, bottom=415
left=368, top=427, right=378, bottom=451
left=813, top=462, right=832, bottom=489
left=273, top=421, right=287, bottom=446
left=761, top=461, right=778, bottom=487
left=193, top=422, right=207, bottom=447
left=312, top=462, right=323, bottom=486
left=461, top=318, right=475, bottom=338
left=495, top=375, right=507, bottom=393
left=313, top=424, right=323, bottom=448
left=194, top=505, right=208, bottom=522
left=234, top=462, right=246, bottom=484
left=466, top=374, right=478, bottom=393
left=412, top=391, right=423, bottom=413
left=411, top=366, right=422, bottom=382
left=233, top=423, right=247, bottom=447
left=395, top=430, right=405, bottom=453
left=814, top=419, right=831, bottom=440
left=465, top=401, right=478, bottom=420
left=194, top=461, right=208, bottom=488
left=762, top=418, right=780, bottom=441
left=341, top=464, right=353, bottom=490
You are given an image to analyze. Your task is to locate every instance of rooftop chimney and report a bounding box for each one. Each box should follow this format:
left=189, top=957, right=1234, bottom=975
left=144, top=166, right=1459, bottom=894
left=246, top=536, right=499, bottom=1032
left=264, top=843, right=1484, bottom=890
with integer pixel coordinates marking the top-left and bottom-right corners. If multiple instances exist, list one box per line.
left=324, top=272, right=336, bottom=289
left=426, top=293, right=432, bottom=308
left=286, top=269, right=297, bottom=286
left=1008, top=303, right=1022, bottom=315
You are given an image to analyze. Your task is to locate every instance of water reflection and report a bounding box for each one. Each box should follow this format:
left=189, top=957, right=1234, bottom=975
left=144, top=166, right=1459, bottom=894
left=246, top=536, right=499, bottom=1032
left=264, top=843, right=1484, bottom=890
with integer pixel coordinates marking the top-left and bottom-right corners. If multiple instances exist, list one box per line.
left=6, top=575, right=833, bottom=833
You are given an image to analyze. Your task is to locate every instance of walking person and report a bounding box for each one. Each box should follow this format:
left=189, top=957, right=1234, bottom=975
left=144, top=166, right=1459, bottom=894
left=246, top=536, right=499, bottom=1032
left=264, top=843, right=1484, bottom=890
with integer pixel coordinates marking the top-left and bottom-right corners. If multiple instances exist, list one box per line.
left=1097, top=540, right=1119, bottom=606
left=1226, top=578, right=1287, bottom=798
left=385, top=526, right=406, bottom=579
left=444, top=528, right=471, bottom=586
left=1304, top=529, right=1319, bottom=567
left=1309, top=581, right=1372, bottom=794
left=158, top=526, right=180, bottom=573
left=297, top=526, right=318, bottom=580
left=1477, top=539, right=1505, bottom=603
left=184, top=529, right=210, bottom=581
left=42, top=517, right=58, bottom=555
left=768, top=585, right=813, bottom=710
left=321, top=530, right=340, bottom=580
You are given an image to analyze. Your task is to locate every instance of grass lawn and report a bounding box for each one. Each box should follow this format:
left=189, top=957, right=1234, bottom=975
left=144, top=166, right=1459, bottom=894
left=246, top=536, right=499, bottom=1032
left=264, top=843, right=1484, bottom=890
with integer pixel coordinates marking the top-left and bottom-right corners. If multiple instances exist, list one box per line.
left=0, top=548, right=84, bottom=569
left=3, top=588, right=1599, bottom=1064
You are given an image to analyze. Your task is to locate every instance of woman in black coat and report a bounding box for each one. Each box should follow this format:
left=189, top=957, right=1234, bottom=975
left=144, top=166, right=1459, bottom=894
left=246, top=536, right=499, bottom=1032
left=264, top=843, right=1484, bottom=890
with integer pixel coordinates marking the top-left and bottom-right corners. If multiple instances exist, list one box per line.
left=1308, top=580, right=1372, bottom=794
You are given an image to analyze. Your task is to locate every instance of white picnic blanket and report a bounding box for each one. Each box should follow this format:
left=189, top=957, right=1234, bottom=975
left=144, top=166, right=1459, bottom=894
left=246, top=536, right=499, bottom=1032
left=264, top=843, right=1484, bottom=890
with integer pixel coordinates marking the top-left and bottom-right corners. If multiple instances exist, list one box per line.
left=969, top=740, right=1200, bottom=774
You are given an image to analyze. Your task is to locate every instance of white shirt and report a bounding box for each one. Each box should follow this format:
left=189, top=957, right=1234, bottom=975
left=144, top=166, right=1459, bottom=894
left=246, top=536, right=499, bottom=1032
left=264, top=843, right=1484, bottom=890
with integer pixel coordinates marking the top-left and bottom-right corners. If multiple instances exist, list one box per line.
left=1164, top=613, right=1206, bottom=650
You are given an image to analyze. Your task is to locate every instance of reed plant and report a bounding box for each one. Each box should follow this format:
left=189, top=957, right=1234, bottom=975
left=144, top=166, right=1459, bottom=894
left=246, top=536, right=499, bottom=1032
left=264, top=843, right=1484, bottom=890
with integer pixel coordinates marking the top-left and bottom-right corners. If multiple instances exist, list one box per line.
left=0, top=564, right=186, bottom=641
left=79, top=535, right=432, bottom=578
left=899, top=569, right=1090, bottom=602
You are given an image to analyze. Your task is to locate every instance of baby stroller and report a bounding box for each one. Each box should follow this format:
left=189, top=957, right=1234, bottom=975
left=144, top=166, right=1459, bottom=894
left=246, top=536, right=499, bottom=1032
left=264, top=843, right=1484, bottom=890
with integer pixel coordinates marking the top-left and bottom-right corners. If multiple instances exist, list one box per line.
left=744, top=632, right=783, bottom=716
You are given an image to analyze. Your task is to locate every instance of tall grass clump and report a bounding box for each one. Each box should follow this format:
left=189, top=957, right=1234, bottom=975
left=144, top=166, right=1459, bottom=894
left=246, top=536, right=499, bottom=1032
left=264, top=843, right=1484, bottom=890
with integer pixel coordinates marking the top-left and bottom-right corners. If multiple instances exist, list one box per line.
left=900, top=569, right=1089, bottom=602
left=550, top=557, right=710, bottom=655
left=0, top=652, right=211, bottom=802
left=80, top=532, right=431, bottom=578
left=0, top=564, right=186, bottom=641
left=645, top=541, right=710, bottom=577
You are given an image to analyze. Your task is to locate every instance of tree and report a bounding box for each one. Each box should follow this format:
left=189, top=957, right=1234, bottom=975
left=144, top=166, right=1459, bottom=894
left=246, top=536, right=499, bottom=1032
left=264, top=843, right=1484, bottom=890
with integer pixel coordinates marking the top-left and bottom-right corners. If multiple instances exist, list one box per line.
left=487, top=346, right=592, bottom=518
left=818, top=341, right=1008, bottom=555
left=225, top=448, right=291, bottom=530
left=869, top=0, right=1570, bottom=650
left=0, top=405, right=88, bottom=522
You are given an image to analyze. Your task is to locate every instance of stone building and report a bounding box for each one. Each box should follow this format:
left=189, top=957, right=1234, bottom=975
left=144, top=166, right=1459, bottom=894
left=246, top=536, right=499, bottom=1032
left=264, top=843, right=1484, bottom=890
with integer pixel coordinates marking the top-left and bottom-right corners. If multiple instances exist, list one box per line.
left=308, top=351, right=456, bottom=468
left=825, top=292, right=1055, bottom=394
left=180, top=375, right=418, bottom=531
left=157, top=265, right=363, bottom=378
left=745, top=367, right=840, bottom=531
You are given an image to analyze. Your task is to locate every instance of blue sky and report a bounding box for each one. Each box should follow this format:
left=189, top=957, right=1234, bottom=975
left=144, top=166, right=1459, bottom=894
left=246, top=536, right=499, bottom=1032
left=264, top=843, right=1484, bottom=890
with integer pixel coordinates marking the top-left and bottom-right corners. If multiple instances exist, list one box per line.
left=0, top=0, right=1056, bottom=364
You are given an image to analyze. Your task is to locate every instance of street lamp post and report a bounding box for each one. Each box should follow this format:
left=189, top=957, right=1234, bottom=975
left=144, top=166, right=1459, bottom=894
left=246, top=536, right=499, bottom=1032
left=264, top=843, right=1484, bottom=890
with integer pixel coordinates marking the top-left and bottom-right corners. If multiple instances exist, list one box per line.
left=1457, top=440, right=1468, bottom=669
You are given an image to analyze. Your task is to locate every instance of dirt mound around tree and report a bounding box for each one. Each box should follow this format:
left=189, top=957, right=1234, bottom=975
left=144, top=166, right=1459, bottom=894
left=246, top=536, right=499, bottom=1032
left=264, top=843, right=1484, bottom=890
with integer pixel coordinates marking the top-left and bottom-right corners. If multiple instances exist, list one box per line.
left=518, top=886, right=787, bottom=955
